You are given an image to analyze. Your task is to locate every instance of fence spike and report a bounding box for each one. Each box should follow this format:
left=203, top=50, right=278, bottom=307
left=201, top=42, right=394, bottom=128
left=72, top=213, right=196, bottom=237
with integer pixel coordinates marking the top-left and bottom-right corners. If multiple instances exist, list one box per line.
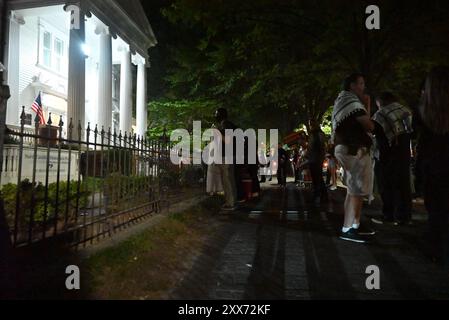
left=20, top=106, right=26, bottom=126
left=124, top=132, right=129, bottom=148
left=86, top=122, right=91, bottom=140
left=94, top=124, right=99, bottom=135
left=68, top=118, right=74, bottom=140
left=34, top=112, right=40, bottom=126
left=47, top=113, right=53, bottom=126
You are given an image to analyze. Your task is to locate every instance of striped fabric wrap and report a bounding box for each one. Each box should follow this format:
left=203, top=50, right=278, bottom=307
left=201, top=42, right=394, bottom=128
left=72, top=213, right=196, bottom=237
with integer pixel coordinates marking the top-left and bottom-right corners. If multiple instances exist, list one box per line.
left=373, top=102, right=413, bottom=146
left=332, top=91, right=366, bottom=141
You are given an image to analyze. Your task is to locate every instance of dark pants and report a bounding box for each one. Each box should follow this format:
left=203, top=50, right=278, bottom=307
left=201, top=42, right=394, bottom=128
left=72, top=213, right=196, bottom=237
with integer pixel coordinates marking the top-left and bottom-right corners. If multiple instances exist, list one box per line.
left=294, top=168, right=301, bottom=182
left=425, top=184, right=449, bottom=265
left=378, top=159, right=412, bottom=221
left=413, top=149, right=424, bottom=197
left=377, top=155, right=412, bottom=222
left=277, top=164, right=287, bottom=186
left=248, top=164, right=261, bottom=194
left=310, top=162, right=327, bottom=201
left=235, top=164, right=245, bottom=201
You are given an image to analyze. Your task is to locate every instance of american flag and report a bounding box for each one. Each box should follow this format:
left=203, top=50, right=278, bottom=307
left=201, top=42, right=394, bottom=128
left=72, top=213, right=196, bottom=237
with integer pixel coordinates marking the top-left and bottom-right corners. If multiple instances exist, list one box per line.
left=31, top=92, right=46, bottom=125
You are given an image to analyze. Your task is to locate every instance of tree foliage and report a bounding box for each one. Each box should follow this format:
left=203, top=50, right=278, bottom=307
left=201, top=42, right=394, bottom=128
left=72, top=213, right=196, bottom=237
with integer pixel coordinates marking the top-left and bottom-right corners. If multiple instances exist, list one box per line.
left=147, top=0, right=449, bottom=137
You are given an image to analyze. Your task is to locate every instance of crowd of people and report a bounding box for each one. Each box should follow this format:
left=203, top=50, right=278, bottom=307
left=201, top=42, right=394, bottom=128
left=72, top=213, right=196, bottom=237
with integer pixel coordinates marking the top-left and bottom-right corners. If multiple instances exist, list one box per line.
left=206, top=66, right=449, bottom=268
left=332, top=67, right=449, bottom=268
left=206, top=115, right=334, bottom=212
left=205, top=108, right=261, bottom=211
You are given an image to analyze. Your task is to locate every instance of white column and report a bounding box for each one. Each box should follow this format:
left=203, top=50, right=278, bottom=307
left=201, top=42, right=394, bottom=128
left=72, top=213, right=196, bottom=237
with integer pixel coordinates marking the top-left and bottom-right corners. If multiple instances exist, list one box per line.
left=67, top=9, right=86, bottom=140
left=119, top=48, right=132, bottom=135
left=5, top=13, right=24, bottom=126
left=136, top=60, right=147, bottom=138
left=96, top=27, right=112, bottom=131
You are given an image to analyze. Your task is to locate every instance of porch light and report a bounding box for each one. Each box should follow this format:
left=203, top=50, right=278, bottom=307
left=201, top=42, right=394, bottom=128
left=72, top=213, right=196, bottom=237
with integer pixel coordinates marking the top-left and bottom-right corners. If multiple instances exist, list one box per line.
left=81, top=43, right=91, bottom=58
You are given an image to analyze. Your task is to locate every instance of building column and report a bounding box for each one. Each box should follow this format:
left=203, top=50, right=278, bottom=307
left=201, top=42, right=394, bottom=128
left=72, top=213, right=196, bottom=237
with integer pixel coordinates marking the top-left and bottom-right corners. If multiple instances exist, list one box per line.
left=67, top=7, right=86, bottom=140
left=5, top=13, right=24, bottom=126
left=119, top=47, right=132, bottom=135
left=96, top=27, right=112, bottom=131
left=136, top=60, right=147, bottom=138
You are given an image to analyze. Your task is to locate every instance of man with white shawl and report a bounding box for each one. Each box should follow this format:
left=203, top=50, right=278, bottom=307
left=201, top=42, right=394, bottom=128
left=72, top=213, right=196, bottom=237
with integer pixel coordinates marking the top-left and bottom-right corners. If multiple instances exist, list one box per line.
left=332, top=73, right=376, bottom=244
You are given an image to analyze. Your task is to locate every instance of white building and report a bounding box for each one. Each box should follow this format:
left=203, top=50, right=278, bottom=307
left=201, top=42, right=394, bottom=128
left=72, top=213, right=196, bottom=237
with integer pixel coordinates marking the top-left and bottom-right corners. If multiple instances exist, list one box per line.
left=1, top=0, right=157, bottom=139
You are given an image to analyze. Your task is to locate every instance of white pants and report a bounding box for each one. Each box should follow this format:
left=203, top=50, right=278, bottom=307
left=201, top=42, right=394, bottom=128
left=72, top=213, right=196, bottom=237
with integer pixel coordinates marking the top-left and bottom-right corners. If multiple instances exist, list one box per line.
left=335, top=145, right=373, bottom=198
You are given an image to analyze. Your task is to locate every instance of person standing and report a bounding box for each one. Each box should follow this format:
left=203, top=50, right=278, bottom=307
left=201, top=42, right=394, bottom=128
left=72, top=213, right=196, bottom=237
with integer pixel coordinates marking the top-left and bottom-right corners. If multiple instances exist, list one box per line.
left=293, top=148, right=301, bottom=183
left=326, top=144, right=338, bottom=192
left=411, top=81, right=426, bottom=202
left=259, top=144, right=268, bottom=183
left=332, top=73, right=376, bottom=243
left=297, top=132, right=308, bottom=187
left=277, top=144, right=288, bottom=187
left=215, top=108, right=238, bottom=211
left=205, top=126, right=224, bottom=196
left=301, top=121, right=328, bottom=208
left=371, top=92, right=413, bottom=226
left=417, top=66, right=449, bottom=267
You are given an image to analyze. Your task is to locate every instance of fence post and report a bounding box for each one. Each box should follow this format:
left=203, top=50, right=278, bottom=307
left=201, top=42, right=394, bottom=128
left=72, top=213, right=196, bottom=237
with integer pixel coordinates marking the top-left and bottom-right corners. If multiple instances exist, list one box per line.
left=0, top=84, right=12, bottom=293
left=0, top=85, right=9, bottom=185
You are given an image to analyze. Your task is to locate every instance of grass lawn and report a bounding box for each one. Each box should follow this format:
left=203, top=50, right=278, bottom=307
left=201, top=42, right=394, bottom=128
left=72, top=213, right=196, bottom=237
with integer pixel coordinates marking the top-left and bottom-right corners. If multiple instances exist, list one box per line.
left=81, top=196, right=222, bottom=300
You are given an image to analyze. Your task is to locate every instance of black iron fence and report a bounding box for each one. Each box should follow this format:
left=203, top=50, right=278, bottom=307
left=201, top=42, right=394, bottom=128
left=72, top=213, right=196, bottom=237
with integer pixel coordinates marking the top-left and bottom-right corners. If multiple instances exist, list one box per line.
left=0, top=108, right=203, bottom=248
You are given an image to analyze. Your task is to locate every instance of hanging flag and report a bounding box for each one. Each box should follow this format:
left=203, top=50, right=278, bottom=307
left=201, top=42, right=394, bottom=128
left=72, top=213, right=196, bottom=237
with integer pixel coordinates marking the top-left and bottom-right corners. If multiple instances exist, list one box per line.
left=31, top=92, right=46, bottom=125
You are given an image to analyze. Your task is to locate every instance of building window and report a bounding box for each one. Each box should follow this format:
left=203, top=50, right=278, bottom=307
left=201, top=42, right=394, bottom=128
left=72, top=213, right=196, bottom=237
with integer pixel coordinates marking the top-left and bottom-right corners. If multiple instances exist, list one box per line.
left=43, top=31, right=52, bottom=68
left=54, top=38, right=64, bottom=73
left=38, top=19, right=67, bottom=76
left=24, top=114, right=33, bottom=126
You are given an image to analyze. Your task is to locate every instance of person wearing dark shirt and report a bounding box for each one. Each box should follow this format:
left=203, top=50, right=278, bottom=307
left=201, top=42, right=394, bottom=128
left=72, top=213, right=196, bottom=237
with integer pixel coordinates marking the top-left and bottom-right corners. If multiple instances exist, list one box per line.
left=299, top=121, right=328, bottom=207
left=417, top=66, right=449, bottom=268
left=277, top=144, right=288, bottom=187
left=332, top=73, right=376, bottom=244
left=371, top=92, right=413, bottom=226
left=293, top=148, right=301, bottom=183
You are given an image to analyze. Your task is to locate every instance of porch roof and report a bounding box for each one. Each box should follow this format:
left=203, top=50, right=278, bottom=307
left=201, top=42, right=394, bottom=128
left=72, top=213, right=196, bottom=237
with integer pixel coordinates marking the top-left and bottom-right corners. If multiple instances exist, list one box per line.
left=6, top=0, right=157, bottom=60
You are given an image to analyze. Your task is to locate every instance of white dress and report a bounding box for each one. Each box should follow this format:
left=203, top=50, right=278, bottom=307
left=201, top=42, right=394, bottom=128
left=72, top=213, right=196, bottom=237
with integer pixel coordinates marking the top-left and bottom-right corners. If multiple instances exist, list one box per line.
left=205, top=143, right=223, bottom=194
left=207, top=163, right=223, bottom=194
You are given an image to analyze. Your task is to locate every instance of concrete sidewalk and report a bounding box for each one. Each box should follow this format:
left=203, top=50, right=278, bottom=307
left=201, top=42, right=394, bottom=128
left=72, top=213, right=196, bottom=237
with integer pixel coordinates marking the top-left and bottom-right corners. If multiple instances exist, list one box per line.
left=171, top=182, right=449, bottom=300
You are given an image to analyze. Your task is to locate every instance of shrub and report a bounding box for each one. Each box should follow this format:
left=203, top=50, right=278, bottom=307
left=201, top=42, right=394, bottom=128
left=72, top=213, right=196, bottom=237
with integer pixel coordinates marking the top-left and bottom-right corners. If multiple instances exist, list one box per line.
left=103, top=173, right=154, bottom=213
left=1, top=179, right=91, bottom=230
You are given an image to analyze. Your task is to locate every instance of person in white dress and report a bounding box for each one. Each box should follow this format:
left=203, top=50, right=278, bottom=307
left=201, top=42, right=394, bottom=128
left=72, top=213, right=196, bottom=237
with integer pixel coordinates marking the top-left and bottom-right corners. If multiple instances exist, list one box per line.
left=205, top=127, right=224, bottom=195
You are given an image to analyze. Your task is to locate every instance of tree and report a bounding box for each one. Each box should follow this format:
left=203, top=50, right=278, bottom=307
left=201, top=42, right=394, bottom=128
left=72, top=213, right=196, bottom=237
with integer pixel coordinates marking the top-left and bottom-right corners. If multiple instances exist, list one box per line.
left=146, top=0, right=449, bottom=137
